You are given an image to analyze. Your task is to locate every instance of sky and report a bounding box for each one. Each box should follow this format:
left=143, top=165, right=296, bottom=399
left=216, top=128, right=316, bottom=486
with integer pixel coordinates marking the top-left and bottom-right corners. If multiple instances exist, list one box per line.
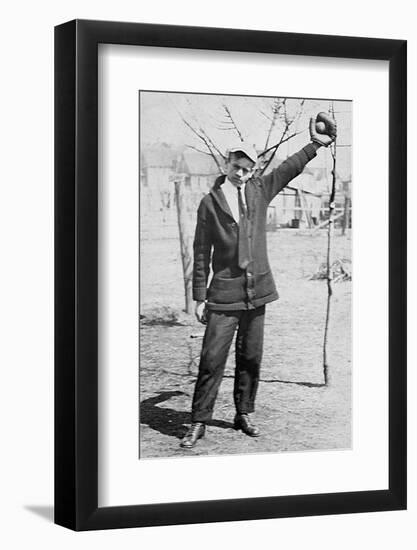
left=139, top=91, right=352, bottom=164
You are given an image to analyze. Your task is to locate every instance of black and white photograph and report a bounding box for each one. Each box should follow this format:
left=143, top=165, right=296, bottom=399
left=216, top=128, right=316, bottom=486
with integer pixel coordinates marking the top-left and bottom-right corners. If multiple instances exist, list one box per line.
left=139, top=91, right=352, bottom=458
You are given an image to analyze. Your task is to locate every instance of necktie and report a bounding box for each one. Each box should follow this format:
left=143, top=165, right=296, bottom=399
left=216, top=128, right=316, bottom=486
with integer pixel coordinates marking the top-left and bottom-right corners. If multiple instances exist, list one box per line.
left=237, top=186, right=251, bottom=269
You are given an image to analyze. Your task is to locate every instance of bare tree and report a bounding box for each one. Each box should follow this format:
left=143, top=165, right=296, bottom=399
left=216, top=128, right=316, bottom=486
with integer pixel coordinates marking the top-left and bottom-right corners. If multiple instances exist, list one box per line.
left=174, top=96, right=307, bottom=314
left=219, top=103, right=244, bottom=142
left=178, top=113, right=225, bottom=173
left=323, top=102, right=337, bottom=386
left=173, top=174, right=195, bottom=314
left=257, top=99, right=305, bottom=176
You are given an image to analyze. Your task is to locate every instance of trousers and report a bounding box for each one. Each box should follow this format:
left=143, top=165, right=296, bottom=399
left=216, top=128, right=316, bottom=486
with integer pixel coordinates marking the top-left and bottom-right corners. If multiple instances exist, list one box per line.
left=191, top=306, right=265, bottom=423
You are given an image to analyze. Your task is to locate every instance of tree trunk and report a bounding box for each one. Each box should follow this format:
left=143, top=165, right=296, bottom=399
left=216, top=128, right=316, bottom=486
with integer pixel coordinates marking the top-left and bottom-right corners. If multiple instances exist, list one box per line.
left=174, top=175, right=194, bottom=314
left=323, top=203, right=334, bottom=386
left=342, top=194, right=349, bottom=235
left=323, top=143, right=337, bottom=386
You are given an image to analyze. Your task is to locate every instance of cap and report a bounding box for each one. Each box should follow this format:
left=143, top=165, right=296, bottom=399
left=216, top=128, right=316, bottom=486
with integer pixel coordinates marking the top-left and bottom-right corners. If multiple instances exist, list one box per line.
left=228, top=142, right=258, bottom=164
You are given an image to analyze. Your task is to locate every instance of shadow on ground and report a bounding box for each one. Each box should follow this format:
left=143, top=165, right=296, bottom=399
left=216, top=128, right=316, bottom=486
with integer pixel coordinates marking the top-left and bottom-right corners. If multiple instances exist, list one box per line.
left=139, top=390, right=234, bottom=440
left=24, top=505, right=54, bottom=523
left=260, top=378, right=325, bottom=388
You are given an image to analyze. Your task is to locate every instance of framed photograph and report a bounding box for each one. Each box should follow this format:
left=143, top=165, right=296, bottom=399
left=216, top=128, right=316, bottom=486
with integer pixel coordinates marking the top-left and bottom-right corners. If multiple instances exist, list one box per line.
left=55, top=19, right=406, bottom=530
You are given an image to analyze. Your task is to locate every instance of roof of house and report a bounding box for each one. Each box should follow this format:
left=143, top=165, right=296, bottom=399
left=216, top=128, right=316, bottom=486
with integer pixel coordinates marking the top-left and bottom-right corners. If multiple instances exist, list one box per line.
left=179, top=150, right=222, bottom=175
left=141, top=144, right=351, bottom=188
left=141, top=143, right=181, bottom=168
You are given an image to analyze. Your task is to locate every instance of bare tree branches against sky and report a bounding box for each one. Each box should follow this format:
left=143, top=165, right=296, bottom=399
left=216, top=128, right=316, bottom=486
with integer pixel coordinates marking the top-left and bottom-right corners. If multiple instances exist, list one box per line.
left=140, top=91, right=352, bottom=172
left=140, top=91, right=352, bottom=183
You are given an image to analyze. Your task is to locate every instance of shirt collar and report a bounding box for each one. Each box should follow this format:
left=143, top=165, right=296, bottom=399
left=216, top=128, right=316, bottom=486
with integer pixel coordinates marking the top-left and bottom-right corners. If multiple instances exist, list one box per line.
left=224, top=177, right=246, bottom=193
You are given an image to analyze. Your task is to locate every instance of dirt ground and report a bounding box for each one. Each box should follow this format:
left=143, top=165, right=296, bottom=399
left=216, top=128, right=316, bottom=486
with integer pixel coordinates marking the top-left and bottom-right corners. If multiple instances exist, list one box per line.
left=139, top=228, right=351, bottom=459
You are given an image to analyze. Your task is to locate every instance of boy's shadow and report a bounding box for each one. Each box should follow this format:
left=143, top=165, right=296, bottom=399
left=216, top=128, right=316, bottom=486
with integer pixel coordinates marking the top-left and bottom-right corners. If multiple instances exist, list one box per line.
left=140, top=390, right=233, bottom=439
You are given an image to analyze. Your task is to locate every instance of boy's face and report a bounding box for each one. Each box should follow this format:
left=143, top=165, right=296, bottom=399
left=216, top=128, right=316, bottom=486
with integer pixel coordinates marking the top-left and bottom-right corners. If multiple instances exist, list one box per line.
left=225, top=153, right=255, bottom=186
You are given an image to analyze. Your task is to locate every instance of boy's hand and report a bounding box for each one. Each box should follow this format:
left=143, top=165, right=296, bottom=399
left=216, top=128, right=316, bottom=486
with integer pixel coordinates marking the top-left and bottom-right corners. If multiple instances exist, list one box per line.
left=195, top=301, right=208, bottom=324
left=309, top=112, right=337, bottom=147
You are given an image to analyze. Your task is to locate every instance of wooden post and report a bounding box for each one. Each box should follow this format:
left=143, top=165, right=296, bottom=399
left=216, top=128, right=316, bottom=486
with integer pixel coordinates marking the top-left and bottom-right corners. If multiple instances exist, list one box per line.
left=174, top=174, right=194, bottom=314
left=299, top=187, right=313, bottom=228
left=323, top=108, right=337, bottom=386
left=342, top=194, right=351, bottom=235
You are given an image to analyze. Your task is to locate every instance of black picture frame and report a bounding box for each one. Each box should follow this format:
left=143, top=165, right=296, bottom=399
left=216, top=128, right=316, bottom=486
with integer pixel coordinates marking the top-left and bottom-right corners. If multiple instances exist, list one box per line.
left=54, top=19, right=407, bottom=531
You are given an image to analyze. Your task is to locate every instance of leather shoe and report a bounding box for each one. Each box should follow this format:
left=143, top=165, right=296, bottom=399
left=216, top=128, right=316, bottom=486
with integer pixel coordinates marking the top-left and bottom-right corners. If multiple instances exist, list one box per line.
left=180, top=422, right=206, bottom=448
left=234, top=414, right=260, bottom=437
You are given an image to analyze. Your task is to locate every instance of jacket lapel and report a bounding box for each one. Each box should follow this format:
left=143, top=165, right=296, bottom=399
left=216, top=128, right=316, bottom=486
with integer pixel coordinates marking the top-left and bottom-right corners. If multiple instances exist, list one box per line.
left=244, top=178, right=260, bottom=220
left=209, top=175, right=235, bottom=221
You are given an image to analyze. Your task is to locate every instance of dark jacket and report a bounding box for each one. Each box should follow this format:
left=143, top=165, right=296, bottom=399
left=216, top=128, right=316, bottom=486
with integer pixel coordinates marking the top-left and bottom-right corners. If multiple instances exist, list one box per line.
left=192, top=143, right=318, bottom=310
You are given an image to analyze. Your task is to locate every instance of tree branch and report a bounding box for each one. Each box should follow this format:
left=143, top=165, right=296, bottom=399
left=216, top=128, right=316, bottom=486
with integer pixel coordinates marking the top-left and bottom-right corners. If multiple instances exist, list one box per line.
left=257, top=129, right=304, bottom=176
left=264, top=98, right=282, bottom=150
left=221, top=104, right=244, bottom=142
left=179, top=114, right=224, bottom=173
left=185, top=144, right=213, bottom=156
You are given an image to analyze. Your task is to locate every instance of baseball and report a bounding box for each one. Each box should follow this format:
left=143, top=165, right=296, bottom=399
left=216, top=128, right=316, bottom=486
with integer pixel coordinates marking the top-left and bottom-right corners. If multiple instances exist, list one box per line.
left=315, top=121, right=327, bottom=134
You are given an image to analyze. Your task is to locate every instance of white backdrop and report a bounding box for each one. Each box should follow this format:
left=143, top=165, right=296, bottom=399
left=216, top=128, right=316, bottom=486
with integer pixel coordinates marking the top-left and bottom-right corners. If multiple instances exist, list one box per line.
left=0, top=1, right=415, bottom=548
left=99, top=46, right=388, bottom=506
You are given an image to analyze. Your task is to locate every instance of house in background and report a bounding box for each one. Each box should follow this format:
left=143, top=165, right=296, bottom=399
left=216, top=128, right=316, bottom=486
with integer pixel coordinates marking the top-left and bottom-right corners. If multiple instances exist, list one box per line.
left=266, top=149, right=351, bottom=229
left=140, top=145, right=221, bottom=238
left=140, top=144, right=351, bottom=237
left=140, top=143, right=181, bottom=218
